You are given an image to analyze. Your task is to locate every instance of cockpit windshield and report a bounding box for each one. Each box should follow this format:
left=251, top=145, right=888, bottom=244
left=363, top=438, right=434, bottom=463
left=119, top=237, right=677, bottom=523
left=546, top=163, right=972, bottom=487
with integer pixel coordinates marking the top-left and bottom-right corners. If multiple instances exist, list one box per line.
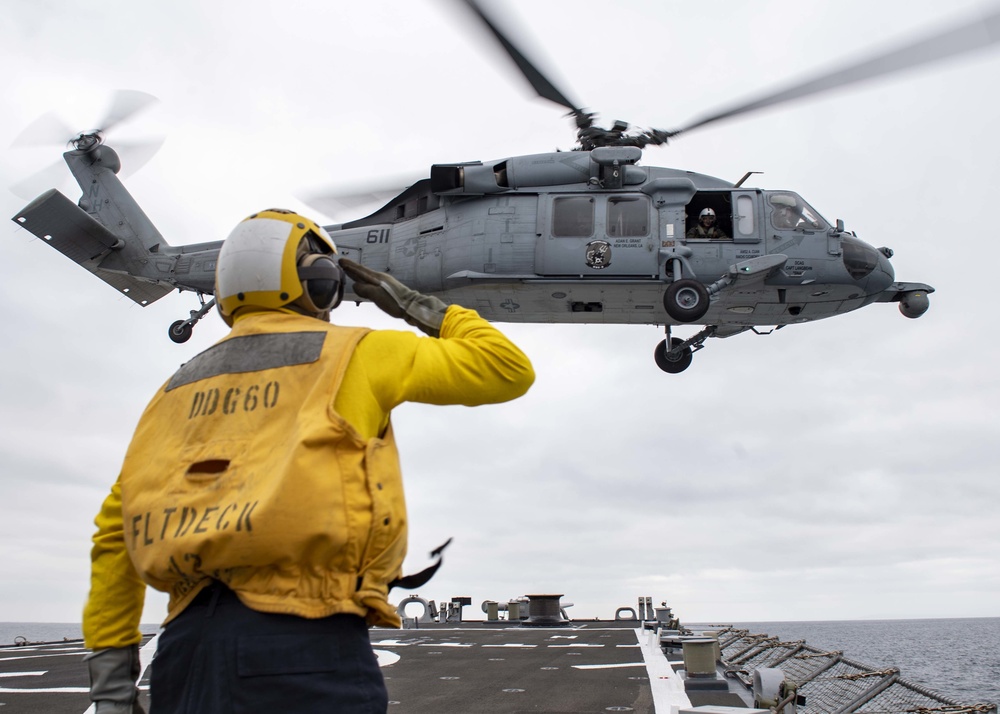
left=767, top=192, right=828, bottom=232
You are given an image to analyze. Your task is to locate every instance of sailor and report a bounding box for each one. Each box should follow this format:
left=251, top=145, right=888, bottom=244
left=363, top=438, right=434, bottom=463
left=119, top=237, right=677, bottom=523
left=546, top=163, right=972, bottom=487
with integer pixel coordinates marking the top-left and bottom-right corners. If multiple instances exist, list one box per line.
left=686, top=207, right=729, bottom=240
left=82, top=209, right=535, bottom=713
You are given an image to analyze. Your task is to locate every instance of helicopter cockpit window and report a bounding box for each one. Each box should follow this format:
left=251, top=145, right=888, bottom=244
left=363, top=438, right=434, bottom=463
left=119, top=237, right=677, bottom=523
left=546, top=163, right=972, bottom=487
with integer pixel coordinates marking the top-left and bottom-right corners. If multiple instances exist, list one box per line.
left=768, top=192, right=828, bottom=231
left=552, top=196, right=595, bottom=237
left=607, top=196, right=649, bottom=237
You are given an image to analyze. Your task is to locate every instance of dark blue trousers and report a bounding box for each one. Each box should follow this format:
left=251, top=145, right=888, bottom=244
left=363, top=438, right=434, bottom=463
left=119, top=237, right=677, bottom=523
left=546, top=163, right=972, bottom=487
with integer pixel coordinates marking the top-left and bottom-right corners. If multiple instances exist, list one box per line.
left=150, top=584, right=388, bottom=714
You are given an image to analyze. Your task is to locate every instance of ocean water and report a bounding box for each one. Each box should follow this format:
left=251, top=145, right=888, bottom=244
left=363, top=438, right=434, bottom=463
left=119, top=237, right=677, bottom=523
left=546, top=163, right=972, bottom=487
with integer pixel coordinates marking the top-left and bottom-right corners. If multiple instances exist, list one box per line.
left=2, top=618, right=997, bottom=704
left=725, top=618, right=1000, bottom=705
left=0, top=622, right=159, bottom=645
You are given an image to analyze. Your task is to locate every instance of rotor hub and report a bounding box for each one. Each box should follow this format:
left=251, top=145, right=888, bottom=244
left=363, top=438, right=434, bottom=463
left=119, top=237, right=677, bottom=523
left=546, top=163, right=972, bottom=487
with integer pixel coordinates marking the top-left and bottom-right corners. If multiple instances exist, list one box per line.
left=72, top=132, right=103, bottom=152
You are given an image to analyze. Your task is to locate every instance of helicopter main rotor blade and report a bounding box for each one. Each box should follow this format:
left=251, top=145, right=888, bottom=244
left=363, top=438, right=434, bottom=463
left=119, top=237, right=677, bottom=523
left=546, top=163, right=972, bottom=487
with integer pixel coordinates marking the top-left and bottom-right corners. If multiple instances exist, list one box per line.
left=672, top=4, right=1000, bottom=137
left=297, top=173, right=424, bottom=219
left=455, top=0, right=582, bottom=114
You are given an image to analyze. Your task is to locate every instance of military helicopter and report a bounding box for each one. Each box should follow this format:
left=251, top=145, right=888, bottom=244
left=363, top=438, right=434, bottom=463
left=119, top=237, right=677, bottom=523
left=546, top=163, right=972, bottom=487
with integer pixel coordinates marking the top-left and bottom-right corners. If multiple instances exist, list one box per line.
left=12, top=1, right=996, bottom=373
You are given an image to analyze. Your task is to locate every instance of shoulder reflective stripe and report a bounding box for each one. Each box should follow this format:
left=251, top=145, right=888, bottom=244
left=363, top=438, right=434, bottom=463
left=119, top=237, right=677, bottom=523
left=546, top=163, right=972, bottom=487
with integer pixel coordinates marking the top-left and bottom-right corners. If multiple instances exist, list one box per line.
left=166, top=332, right=327, bottom=391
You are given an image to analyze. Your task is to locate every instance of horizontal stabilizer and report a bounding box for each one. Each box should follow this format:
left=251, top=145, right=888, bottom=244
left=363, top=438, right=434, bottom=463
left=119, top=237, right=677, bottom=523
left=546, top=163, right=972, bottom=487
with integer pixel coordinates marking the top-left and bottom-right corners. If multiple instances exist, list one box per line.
left=12, top=189, right=173, bottom=306
left=14, top=189, right=123, bottom=261
left=87, top=268, right=175, bottom=306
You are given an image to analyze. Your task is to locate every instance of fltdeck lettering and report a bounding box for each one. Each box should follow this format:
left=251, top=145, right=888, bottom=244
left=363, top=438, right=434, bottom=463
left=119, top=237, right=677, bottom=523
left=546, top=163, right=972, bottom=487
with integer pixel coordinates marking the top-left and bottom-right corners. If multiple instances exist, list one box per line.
left=130, top=501, right=259, bottom=548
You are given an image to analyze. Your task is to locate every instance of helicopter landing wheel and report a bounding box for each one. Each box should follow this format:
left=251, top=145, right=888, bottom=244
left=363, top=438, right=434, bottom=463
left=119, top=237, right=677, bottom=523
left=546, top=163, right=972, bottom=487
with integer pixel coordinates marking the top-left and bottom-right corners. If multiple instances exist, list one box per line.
left=663, top=279, right=709, bottom=322
left=654, top=337, right=692, bottom=374
left=168, top=320, right=194, bottom=344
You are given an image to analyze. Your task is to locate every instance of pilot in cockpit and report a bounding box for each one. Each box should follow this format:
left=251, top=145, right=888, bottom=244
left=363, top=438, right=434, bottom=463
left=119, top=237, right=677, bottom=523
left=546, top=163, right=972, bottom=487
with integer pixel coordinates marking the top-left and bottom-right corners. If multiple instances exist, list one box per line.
left=772, top=205, right=801, bottom=230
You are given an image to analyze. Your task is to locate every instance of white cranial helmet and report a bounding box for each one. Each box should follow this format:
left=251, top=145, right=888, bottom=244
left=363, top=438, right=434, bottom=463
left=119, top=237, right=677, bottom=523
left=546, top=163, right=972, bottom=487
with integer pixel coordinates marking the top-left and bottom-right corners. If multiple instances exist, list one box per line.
left=215, top=209, right=344, bottom=326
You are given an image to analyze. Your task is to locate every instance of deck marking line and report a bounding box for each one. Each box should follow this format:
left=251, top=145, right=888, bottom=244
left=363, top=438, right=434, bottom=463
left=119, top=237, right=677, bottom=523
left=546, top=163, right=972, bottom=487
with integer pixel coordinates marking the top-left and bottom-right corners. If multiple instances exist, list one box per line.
left=139, top=634, right=159, bottom=682
left=0, top=647, right=82, bottom=654
left=482, top=644, right=536, bottom=648
left=635, top=628, right=690, bottom=714
left=0, top=671, right=46, bottom=678
left=571, top=662, right=646, bottom=670
left=548, top=643, right=604, bottom=648
left=0, top=653, right=82, bottom=662
left=373, top=650, right=401, bottom=668
left=0, top=686, right=90, bottom=693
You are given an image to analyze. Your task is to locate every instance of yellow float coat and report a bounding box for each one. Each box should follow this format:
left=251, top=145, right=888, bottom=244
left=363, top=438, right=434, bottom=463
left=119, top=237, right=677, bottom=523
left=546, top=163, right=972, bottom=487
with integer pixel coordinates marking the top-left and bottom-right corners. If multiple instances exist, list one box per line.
left=84, top=306, right=534, bottom=649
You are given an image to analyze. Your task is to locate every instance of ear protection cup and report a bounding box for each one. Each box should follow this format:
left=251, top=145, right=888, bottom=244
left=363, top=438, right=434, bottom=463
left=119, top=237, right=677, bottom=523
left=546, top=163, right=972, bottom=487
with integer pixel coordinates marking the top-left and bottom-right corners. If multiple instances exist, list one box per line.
left=296, top=253, right=344, bottom=313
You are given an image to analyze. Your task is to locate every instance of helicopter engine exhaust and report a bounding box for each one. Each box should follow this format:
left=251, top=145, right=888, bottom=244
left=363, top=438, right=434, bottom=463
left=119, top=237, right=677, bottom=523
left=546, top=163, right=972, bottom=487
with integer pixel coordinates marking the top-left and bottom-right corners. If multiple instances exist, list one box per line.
left=898, top=291, right=930, bottom=319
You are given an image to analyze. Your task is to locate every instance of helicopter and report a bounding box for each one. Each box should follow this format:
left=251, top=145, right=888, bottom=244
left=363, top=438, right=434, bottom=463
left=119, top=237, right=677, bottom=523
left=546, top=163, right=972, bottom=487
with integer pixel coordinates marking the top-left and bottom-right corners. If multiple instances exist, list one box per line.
left=12, top=1, right=994, bottom=374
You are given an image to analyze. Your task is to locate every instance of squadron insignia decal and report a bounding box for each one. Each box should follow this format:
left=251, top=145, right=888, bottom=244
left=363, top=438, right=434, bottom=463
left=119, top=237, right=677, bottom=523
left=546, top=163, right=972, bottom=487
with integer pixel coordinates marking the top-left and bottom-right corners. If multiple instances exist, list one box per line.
left=585, top=240, right=612, bottom=270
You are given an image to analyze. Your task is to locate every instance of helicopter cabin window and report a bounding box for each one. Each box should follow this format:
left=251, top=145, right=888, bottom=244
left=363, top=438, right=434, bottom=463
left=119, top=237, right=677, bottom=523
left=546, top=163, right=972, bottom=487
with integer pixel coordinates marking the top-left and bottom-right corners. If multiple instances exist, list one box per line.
left=767, top=192, right=828, bottom=232
left=607, top=196, right=649, bottom=237
left=684, top=193, right=733, bottom=241
left=552, top=196, right=595, bottom=237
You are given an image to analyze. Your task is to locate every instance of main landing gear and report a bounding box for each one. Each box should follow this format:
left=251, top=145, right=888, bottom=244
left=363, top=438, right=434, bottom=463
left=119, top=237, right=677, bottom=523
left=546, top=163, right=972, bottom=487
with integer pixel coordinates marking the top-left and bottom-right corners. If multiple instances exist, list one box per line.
left=654, top=325, right=716, bottom=374
left=168, top=293, right=216, bottom=344
left=662, top=278, right=709, bottom=323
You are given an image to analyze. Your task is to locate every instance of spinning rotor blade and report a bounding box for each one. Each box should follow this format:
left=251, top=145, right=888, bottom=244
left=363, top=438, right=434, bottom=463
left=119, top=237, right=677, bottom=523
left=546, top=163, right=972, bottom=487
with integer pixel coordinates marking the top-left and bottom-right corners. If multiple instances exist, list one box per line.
left=10, top=112, right=76, bottom=148
left=116, top=137, right=168, bottom=178
left=12, top=90, right=160, bottom=149
left=10, top=160, right=66, bottom=200
left=672, top=4, right=1000, bottom=137
left=9, top=90, right=163, bottom=199
left=98, top=89, right=159, bottom=134
left=456, top=0, right=582, bottom=114
left=297, top=173, right=423, bottom=219
left=9, top=137, right=166, bottom=200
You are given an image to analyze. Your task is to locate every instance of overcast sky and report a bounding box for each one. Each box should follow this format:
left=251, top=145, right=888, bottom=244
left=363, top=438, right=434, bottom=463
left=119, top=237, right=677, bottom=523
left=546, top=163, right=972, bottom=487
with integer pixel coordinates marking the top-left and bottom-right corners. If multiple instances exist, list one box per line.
left=1, top=0, right=998, bottom=627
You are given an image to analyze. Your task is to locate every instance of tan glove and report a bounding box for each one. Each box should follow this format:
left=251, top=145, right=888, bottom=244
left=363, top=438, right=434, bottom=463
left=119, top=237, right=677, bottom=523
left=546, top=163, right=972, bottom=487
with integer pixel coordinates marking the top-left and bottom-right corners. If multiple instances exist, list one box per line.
left=340, top=258, right=448, bottom=337
left=85, top=645, right=146, bottom=714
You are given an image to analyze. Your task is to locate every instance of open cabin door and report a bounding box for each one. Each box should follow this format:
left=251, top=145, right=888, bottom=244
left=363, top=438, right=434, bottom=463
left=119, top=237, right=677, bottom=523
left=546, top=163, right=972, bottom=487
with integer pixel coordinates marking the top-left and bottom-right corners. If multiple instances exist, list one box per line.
left=681, top=190, right=764, bottom=277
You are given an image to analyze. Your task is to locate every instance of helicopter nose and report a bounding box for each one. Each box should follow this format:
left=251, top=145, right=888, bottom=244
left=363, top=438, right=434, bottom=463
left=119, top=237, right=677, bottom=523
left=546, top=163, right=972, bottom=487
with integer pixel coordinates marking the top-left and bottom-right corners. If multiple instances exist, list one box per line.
left=842, top=235, right=894, bottom=293
left=871, top=247, right=895, bottom=293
